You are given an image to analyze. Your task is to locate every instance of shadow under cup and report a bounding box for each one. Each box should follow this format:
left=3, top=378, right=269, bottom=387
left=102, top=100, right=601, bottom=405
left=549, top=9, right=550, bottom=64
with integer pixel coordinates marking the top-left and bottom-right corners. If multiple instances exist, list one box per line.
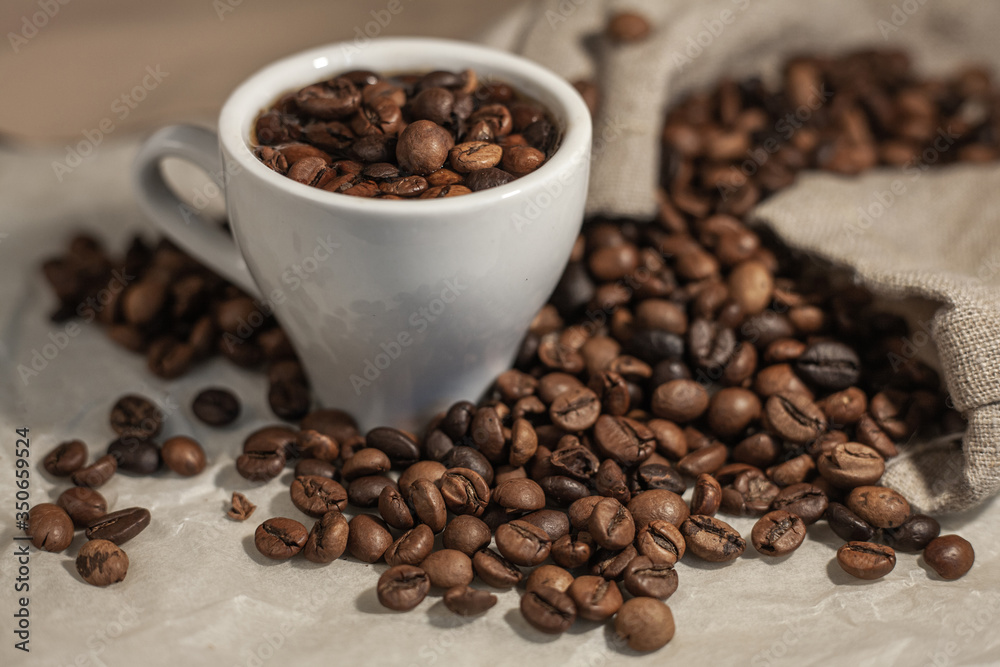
left=204, top=39, right=591, bottom=431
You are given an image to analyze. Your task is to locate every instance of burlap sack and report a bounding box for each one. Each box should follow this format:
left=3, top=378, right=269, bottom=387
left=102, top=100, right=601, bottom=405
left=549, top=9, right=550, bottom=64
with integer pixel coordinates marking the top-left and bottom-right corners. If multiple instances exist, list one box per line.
left=487, top=0, right=1000, bottom=513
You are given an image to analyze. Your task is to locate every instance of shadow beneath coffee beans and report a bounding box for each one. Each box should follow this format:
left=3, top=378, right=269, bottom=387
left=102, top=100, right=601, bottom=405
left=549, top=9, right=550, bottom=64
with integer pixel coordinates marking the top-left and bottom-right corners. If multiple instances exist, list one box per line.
left=566, top=617, right=603, bottom=636
left=741, top=546, right=796, bottom=566
left=61, top=557, right=85, bottom=583
left=214, top=465, right=260, bottom=492
left=677, top=558, right=739, bottom=572
left=916, top=556, right=944, bottom=581
left=242, top=534, right=290, bottom=567
left=601, top=621, right=646, bottom=657
left=825, top=557, right=882, bottom=585
left=503, top=608, right=560, bottom=643
left=807, top=523, right=845, bottom=553
left=426, top=599, right=478, bottom=629
left=354, top=586, right=397, bottom=615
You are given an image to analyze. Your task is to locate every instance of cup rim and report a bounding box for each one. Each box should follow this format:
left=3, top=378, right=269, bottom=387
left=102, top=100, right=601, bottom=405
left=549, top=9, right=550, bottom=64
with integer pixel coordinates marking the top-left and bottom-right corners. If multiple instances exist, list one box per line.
left=218, top=37, right=593, bottom=215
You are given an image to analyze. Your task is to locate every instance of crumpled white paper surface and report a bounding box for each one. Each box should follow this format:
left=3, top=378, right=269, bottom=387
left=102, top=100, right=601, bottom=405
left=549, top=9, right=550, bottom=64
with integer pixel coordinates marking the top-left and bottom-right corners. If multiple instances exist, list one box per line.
left=1, top=141, right=998, bottom=667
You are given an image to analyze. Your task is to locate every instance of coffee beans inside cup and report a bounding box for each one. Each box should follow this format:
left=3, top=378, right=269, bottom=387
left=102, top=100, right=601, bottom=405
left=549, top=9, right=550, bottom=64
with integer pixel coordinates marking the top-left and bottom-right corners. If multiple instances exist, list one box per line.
left=250, top=68, right=560, bottom=198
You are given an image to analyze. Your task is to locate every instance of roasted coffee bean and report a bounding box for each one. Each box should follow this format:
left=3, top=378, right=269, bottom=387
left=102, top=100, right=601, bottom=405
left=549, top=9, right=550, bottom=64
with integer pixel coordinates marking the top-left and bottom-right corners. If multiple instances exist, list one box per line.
left=58, top=487, right=107, bottom=528
left=651, top=379, right=709, bottom=422
left=420, top=549, right=474, bottom=589
left=509, top=419, right=539, bottom=467
left=191, top=388, right=241, bottom=426
left=707, top=387, right=762, bottom=438
left=44, top=440, right=88, bottom=476
left=465, top=166, right=515, bottom=191
left=549, top=445, right=600, bottom=480
left=568, top=495, right=603, bottom=530
left=819, top=387, right=867, bottom=425
left=549, top=386, right=601, bottom=431
left=680, top=515, right=746, bottom=562
left=796, top=341, right=861, bottom=390
left=236, top=449, right=285, bottom=482
left=423, top=429, right=455, bottom=462
left=291, top=475, right=348, bottom=517
left=837, top=541, right=896, bottom=579
left=767, top=453, right=815, bottom=487
left=593, top=416, right=656, bottom=467
left=520, top=586, right=577, bottom=634
left=72, top=454, right=118, bottom=488
left=607, top=10, right=652, bottom=42
left=632, top=462, right=686, bottom=495
left=724, top=468, right=780, bottom=516
left=764, top=393, right=826, bottom=443
left=107, top=437, right=161, bottom=475
left=567, top=575, right=623, bottom=621
left=591, top=544, right=637, bottom=580
left=366, top=427, right=421, bottom=467
left=227, top=492, right=257, bottom=521
left=85, top=507, right=151, bottom=545
left=378, top=485, right=414, bottom=530
left=410, top=478, right=448, bottom=533
left=551, top=533, right=593, bottom=569
left=525, top=564, right=575, bottom=594
left=923, top=535, right=974, bottom=580
left=346, top=514, right=392, bottom=563
left=303, top=510, right=349, bottom=563
left=443, top=585, right=497, bottom=616
left=472, top=547, right=523, bottom=589
left=635, top=520, right=686, bottom=565
left=493, top=478, right=546, bottom=513
left=770, top=483, right=828, bottom=524
left=628, top=489, right=689, bottom=529
left=588, top=498, right=636, bottom=550
left=342, top=447, right=391, bottom=481
left=255, top=517, right=308, bottom=559
left=442, top=447, right=494, bottom=485
left=76, top=539, right=129, bottom=586
left=442, top=515, right=491, bottom=555
left=377, top=565, right=431, bottom=611
left=885, top=514, right=940, bottom=552
left=751, top=510, right=806, bottom=556
left=268, top=379, right=310, bottom=421
left=817, top=442, right=885, bottom=488
left=110, top=394, right=163, bottom=440
left=540, top=475, right=591, bottom=505
left=295, top=458, right=339, bottom=480
left=438, top=467, right=490, bottom=516
left=495, top=519, right=551, bottom=566
left=27, top=503, right=74, bottom=552
left=243, top=426, right=299, bottom=458
left=594, top=459, right=631, bottom=503
left=691, top=473, right=722, bottom=516
left=614, top=597, right=675, bottom=652
left=160, top=436, right=206, bottom=476
left=677, top=442, right=728, bottom=477
left=300, top=408, right=359, bottom=443
left=397, top=460, right=447, bottom=500
left=519, top=509, right=571, bottom=542
left=825, top=502, right=877, bottom=542
left=623, top=556, right=679, bottom=600
left=384, top=525, right=435, bottom=567
left=846, top=486, right=911, bottom=529
left=396, top=120, right=454, bottom=175
left=348, top=475, right=397, bottom=508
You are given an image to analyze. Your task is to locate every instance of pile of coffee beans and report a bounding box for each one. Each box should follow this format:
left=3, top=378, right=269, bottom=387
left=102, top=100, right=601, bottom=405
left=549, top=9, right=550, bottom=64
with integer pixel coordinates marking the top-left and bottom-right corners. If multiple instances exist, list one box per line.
left=38, top=43, right=997, bottom=650
left=33, top=394, right=208, bottom=586
left=250, top=68, right=559, bottom=198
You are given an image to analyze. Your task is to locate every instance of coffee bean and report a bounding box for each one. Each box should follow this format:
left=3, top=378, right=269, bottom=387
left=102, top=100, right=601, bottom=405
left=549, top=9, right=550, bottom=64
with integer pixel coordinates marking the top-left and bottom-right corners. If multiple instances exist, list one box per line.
left=472, top=547, right=524, bottom=589
left=520, top=586, right=576, bottom=634
left=438, top=467, right=490, bottom=516
left=837, top=541, right=896, bottom=579
left=443, top=585, right=497, bottom=616
left=751, top=510, right=806, bottom=556
left=348, top=476, right=397, bottom=508
left=677, top=442, right=728, bottom=477
left=384, top=524, right=435, bottom=567
left=846, top=486, right=911, bottom=529
left=819, top=387, right=868, bottom=425
left=243, top=426, right=299, bottom=459
left=290, top=475, right=348, bottom=517
left=27, top=503, right=74, bottom=552
left=691, top=473, right=722, bottom=516
left=44, top=440, right=88, bottom=476
left=591, top=544, right=638, bottom=580
left=410, top=478, right=448, bottom=533
left=161, top=436, right=206, bottom=476
left=593, top=415, right=656, bottom=467
left=192, top=388, right=241, bottom=426
left=57, top=487, right=107, bottom=528
left=607, top=11, right=652, bottom=43
left=796, top=341, right=861, bottom=390
left=623, top=555, right=679, bottom=600
left=378, top=485, right=414, bottom=530
left=465, top=167, right=515, bottom=192
left=236, top=449, right=286, bottom=482
left=295, top=458, right=339, bottom=480
left=884, top=514, right=940, bottom=552
left=302, top=510, right=349, bottom=563
left=85, top=507, right=150, bottom=545
left=519, top=509, right=570, bottom=542
left=594, top=459, right=631, bottom=503
left=495, top=519, right=551, bottom=567
left=680, top=515, right=746, bottom=562
left=255, top=517, right=308, bottom=559
left=366, top=427, right=421, bottom=468
left=76, top=539, right=129, bottom=586
left=442, top=515, right=491, bottom=555
left=631, top=462, right=686, bottom=496
left=825, top=502, right=876, bottom=542
left=923, top=535, right=974, bottom=580
left=635, top=520, right=686, bottom=565
left=442, top=448, right=494, bottom=486
left=301, top=408, right=358, bottom=443
left=509, top=419, right=538, bottom=467
left=377, top=565, right=431, bottom=611
left=588, top=498, right=636, bottom=550
left=268, top=379, right=311, bottom=421
left=420, top=549, right=474, bottom=589
left=227, top=492, right=256, bottom=521
left=110, top=394, right=163, bottom=439
left=551, top=533, right=593, bottom=569
left=342, top=447, right=391, bottom=481
left=549, top=445, right=600, bottom=481
left=347, top=514, right=392, bottom=562
left=72, top=454, right=117, bottom=488
left=614, top=598, right=675, bottom=651
left=628, top=490, right=689, bottom=530
left=770, top=483, right=828, bottom=524
left=398, top=460, right=447, bottom=499
left=493, top=478, right=546, bottom=513
left=525, top=564, right=574, bottom=594
left=651, top=379, right=709, bottom=422
left=567, top=575, right=623, bottom=621
left=107, top=437, right=161, bottom=475
left=817, top=442, right=885, bottom=488
left=540, top=475, right=590, bottom=506
left=764, top=393, right=826, bottom=443
left=549, top=386, right=601, bottom=431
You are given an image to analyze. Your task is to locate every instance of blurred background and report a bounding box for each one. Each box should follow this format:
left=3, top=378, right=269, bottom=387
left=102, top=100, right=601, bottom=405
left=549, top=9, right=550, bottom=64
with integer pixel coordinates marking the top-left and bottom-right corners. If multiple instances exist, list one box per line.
left=1, top=0, right=529, bottom=143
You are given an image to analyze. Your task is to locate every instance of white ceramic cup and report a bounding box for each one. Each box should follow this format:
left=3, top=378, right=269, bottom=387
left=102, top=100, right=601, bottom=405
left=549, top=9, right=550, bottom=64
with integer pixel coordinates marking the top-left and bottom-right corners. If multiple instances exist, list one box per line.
left=133, top=37, right=592, bottom=431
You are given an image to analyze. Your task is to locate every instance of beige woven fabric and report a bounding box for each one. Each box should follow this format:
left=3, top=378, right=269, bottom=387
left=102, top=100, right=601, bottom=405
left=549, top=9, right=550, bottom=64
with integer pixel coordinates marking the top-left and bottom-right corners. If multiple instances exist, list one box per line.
left=487, top=0, right=1000, bottom=512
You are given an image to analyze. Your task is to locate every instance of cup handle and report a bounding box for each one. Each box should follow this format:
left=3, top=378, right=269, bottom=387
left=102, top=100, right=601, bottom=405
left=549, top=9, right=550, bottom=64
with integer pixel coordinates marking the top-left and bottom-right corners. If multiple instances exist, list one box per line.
left=132, top=124, right=260, bottom=297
